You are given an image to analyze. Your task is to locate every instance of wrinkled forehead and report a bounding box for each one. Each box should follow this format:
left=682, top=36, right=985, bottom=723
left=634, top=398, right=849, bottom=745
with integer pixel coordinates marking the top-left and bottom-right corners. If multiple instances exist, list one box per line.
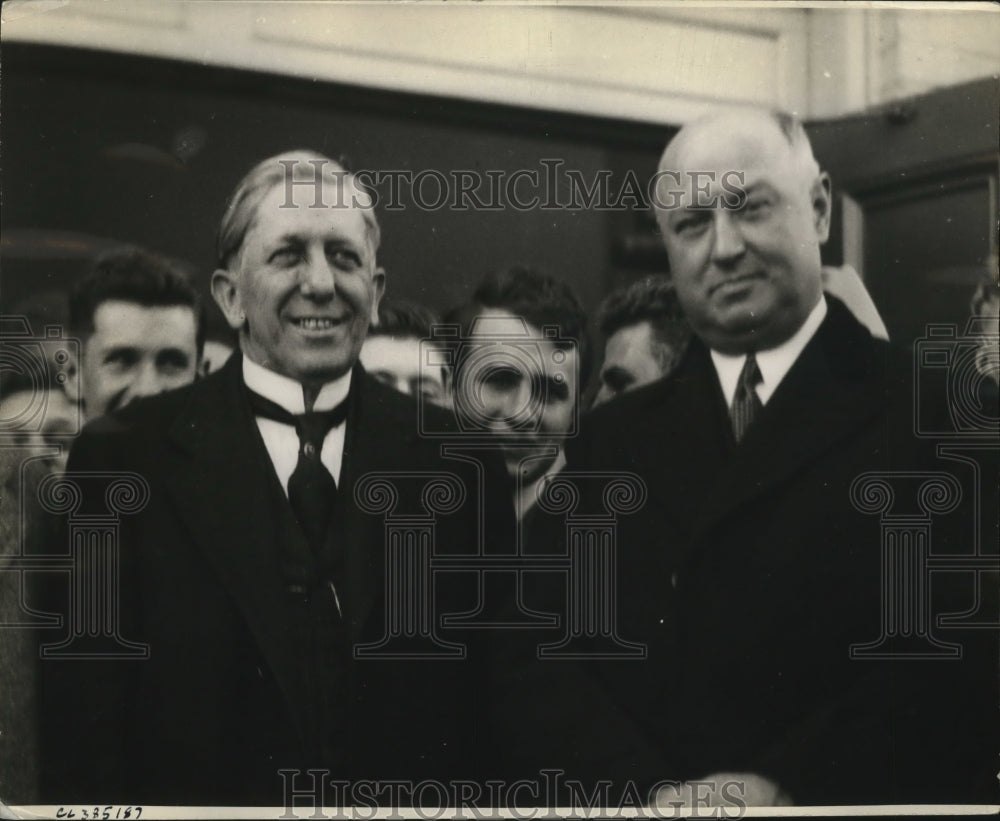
left=90, top=299, right=197, bottom=340
left=242, top=174, right=377, bottom=258
left=247, top=152, right=374, bottom=220
left=266, top=160, right=375, bottom=209
left=251, top=181, right=372, bottom=231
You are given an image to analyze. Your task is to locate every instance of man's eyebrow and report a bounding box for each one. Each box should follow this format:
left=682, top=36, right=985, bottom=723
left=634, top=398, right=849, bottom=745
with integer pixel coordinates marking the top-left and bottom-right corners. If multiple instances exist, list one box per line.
left=740, top=181, right=778, bottom=197
left=666, top=205, right=710, bottom=223
left=101, top=344, right=140, bottom=357
left=156, top=347, right=193, bottom=360
left=268, top=233, right=305, bottom=248
left=324, top=233, right=368, bottom=254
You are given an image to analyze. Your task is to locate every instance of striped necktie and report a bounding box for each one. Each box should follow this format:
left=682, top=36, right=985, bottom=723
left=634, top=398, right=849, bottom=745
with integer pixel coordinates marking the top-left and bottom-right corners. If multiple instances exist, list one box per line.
left=730, top=353, right=763, bottom=443
left=245, top=388, right=348, bottom=554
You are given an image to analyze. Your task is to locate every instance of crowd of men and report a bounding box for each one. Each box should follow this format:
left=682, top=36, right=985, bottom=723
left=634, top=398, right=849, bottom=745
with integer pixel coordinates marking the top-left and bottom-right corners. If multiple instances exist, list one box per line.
left=1, top=107, right=997, bottom=809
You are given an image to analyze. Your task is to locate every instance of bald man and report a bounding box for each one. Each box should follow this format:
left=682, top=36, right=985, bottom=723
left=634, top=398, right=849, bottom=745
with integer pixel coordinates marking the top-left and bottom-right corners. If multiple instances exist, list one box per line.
left=514, top=109, right=997, bottom=806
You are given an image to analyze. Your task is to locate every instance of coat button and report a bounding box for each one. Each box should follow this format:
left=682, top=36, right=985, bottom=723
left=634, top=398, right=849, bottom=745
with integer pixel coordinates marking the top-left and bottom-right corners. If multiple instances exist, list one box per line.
left=303, top=442, right=316, bottom=457
left=670, top=570, right=679, bottom=590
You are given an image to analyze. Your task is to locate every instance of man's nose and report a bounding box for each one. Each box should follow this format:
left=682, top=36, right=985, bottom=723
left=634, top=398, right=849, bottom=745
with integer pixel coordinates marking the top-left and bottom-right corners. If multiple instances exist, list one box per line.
left=122, top=361, right=167, bottom=407
left=710, top=211, right=746, bottom=265
left=481, top=385, right=525, bottom=430
left=299, top=250, right=337, bottom=298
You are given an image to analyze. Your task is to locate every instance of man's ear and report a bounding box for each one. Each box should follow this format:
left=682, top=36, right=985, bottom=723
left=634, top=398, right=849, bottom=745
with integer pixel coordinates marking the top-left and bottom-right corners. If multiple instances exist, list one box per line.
left=211, top=268, right=245, bottom=331
left=812, top=172, right=832, bottom=243
left=370, top=266, right=387, bottom=325
left=62, top=346, right=82, bottom=402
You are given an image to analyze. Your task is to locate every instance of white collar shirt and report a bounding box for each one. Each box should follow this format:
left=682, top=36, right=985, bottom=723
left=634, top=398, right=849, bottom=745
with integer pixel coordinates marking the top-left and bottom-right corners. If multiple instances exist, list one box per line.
left=242, top=356, right=352, bottom=494
left=710, top=295, right=828, bottom=409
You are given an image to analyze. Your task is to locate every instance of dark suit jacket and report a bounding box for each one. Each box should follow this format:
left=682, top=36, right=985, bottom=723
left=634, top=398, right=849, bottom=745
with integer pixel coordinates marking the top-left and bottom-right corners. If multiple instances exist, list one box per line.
left=37, top=355, right=513, bottom=805
left=495, top=298, right=997, bottom=805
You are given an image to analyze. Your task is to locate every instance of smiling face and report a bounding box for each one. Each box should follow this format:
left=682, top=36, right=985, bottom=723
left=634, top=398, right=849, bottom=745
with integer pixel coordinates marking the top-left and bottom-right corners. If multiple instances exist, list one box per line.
left=213, top=178, right=384, bottom=386
left=80, top=300, right=199, bottom=418
left=655, top=112, right=830, bottom=354
left=463, top=308, right=579, bottom=484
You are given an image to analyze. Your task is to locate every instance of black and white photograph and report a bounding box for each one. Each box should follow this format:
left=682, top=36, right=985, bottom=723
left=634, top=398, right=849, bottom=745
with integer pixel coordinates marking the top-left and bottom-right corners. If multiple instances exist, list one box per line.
left=1, top=0, right=998, bottom=817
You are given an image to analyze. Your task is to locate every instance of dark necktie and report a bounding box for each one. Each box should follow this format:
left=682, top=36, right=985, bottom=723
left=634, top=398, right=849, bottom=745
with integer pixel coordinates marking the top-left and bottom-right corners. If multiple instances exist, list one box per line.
left=730, top=352, right=763, bottom=443
left=246, top=388, right=349, bottom=554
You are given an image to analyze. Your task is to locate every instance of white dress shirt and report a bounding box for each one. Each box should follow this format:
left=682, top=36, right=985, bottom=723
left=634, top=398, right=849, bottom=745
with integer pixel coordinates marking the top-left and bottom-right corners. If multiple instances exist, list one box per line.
left=710, top=296, right=828, bottom=409
left=243, top=357, right=351, bottom=494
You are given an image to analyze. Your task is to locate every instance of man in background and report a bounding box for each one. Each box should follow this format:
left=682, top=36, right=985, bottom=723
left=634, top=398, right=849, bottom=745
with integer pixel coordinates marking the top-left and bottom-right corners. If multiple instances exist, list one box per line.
left=0, top=367, right=78, bottom=805
left=65, top=246, right=204, bottom=420
left=360, top=298, right=449, bottom=406
left=448, top=265, right=591, bottom=520
left=593, top=275, right=690, bottom=407
left=592, top=266, right=884, bottom=408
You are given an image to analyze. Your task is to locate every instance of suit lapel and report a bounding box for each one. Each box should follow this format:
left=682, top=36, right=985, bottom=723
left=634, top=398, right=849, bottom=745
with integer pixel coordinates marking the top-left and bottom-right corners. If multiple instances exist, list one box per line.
left=689, top=299, right=887, bottom=541
left=635, top=342, right=733, bottom=541
left=333, top=367, right=420, bottom=644
left=160, top=355, right=315, bottom=750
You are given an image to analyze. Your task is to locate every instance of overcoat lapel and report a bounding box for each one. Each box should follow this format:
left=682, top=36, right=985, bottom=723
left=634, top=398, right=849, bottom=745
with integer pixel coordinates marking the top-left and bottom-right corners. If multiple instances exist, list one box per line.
left=331, top=367, right=422, bottom=644
left=159, top=355, right=314, bottom=751
left=634, top=341, right=733, bottom=542
left=689, top=298, right=887, bottom=541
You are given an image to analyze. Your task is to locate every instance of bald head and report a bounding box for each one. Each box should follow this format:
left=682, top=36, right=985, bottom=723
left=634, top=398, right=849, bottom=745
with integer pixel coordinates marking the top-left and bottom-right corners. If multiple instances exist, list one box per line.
left=654, top=108, right=832, bottom=354
left=662, top=109, right=819, bottom=184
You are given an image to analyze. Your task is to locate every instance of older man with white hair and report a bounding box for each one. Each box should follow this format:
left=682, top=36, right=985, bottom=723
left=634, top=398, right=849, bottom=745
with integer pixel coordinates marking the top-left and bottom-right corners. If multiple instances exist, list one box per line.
left=38, top=151, right=512, bottom=805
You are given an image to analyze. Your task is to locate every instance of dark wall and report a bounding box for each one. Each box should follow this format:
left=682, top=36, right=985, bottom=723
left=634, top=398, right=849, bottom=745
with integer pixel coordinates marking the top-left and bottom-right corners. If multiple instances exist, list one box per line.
left=0, top=44, right=672, bottom=330
left=5, top=45, right=994, bottom=354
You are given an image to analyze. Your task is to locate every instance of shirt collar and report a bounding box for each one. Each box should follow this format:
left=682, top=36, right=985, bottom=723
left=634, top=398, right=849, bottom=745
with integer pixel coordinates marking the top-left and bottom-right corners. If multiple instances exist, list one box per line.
left=242, top=355, right=352, bottom=414
left=710, top=295, right=827, bottom=407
